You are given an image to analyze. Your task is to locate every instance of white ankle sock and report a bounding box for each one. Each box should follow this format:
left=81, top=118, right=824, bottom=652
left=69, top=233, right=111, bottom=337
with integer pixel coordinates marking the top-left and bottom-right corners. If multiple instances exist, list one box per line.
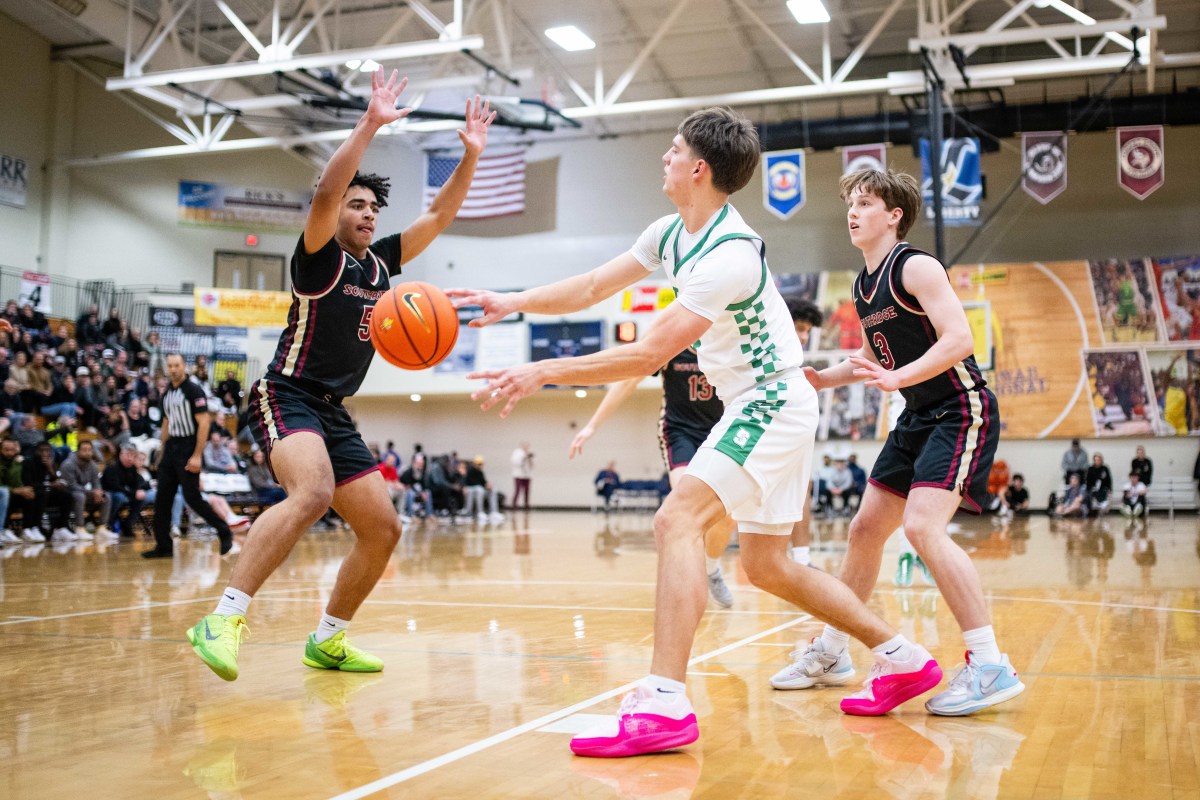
left=213, top=587, right=251, bottom=618
left=963, top=625, right=1002, bottom=665
left=819, top=625, right=850, bottom=654
left=873, top=634, right=915, bottom=663
left=790, top=546, right=811, bottom=565
left=645, top=674, right=686, bottom=695
left=705, top=557, right=721, bottom=576
left=315, top=612, right=350, bottom=644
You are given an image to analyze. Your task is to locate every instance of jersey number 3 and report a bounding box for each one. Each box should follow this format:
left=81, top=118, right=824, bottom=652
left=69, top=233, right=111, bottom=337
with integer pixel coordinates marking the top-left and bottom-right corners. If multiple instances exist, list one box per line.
left=358, top=307, right=374, bottom=342
left=872, top=331, right=895, bottom=370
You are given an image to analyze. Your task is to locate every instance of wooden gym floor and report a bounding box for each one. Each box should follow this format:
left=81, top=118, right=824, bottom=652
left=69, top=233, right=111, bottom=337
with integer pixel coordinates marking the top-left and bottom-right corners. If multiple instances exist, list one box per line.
left=1, top=510, right=1198, bottom=799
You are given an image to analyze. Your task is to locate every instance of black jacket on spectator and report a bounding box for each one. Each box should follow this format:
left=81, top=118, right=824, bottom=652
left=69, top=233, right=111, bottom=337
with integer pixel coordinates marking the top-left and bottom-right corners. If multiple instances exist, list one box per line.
left=101, top=460, right=148, bottom=496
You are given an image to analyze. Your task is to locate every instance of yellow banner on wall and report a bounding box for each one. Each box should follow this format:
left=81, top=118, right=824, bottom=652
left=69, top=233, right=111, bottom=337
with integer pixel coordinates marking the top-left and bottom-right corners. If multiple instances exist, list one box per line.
left=194, top=287, right=291, bottom=328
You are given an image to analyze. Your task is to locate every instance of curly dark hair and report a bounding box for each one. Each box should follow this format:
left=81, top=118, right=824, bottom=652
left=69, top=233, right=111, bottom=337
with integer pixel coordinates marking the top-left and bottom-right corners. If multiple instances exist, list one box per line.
left=785, top=296, right=823, bottom=328
left=347, top=171, right=391, bottom=207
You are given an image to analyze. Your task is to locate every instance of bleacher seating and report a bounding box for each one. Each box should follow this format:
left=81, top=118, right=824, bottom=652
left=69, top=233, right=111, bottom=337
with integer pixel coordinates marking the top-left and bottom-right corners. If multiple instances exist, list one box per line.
left=1145, top=477, right=1197, bottom=518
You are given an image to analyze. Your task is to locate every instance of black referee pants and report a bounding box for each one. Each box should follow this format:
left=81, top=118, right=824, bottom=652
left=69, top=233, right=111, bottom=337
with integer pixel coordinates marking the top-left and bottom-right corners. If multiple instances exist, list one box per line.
left=153, top=437, right=232, bottom=551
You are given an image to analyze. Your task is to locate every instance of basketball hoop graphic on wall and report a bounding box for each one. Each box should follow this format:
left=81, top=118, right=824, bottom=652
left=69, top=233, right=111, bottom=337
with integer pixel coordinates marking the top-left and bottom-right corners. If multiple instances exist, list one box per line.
left=1117, top=126, right=1165, bottom=200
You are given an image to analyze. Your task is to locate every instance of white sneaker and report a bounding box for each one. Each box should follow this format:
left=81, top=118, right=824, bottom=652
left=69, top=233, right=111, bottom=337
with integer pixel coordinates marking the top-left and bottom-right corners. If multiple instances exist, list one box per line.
left=707, top=569, right=734, bottom=608
left=22, top=528, right=46, bottom=543
left=74, top=528, right=94, bottom=541
left=51, top=528, right=76, bottom=542
left=770, top=638, right=856, bottom=690
left=221, top=541, right=242, bottom=558
left=227, top=514, right=250, bottom=529
left=489, top=512, right=505, bottom=523
left=399, top=515, right=412, bottom=525
left=0, top=528, right=20, bottom=544
left=170, top=525, right=182, bottom=538
left=95, top=527, right=119, bottom=541
left=477, top=513, right=489, bottom=525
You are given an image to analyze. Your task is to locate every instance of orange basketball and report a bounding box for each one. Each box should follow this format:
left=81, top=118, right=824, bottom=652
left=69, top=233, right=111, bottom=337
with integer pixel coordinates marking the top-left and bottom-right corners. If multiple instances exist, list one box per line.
left=369, top=281, right=460, bottom=370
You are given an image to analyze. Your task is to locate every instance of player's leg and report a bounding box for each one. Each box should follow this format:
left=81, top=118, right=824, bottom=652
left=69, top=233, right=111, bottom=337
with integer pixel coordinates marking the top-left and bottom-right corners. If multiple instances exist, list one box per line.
left=299, top=470, right=402, bottom=673
left=788, top=479, right=815, bottom=565
left=669, top=463, right=735, bottom=608
left=840, top=485, right=907, bottom=599
left=570, top=475, right=725, bottom=758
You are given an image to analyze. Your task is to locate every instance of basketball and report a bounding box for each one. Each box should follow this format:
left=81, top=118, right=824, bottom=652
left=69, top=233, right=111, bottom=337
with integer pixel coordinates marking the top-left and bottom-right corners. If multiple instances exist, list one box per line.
left=369, top=281, right=459, bottom=370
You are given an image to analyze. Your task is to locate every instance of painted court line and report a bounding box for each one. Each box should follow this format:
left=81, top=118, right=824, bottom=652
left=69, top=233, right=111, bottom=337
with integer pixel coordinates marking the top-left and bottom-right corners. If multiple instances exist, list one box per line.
left=258, top=595, right=808, bottom=617
left=325, top=613, right=812, bottom=800
left=0, top=587, right=312, bottom=626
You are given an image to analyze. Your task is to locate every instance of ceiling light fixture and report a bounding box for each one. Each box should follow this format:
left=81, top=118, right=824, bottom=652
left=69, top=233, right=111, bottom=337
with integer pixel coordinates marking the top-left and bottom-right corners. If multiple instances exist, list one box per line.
left=787, top=0, right=830, bottom=25
left=544, top=25, right=596, bottom=52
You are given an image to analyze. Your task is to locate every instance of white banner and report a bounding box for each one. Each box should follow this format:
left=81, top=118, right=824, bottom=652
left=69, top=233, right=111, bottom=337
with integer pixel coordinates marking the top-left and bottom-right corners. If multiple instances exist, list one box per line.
left=0, top=152, right=29, bottom=209
left=19, top=271, right=51, bottom=313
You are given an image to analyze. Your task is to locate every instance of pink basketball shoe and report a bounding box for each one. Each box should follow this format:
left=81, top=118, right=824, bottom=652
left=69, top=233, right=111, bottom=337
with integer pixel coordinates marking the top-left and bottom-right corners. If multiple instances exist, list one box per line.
left=570, top=684, right=699, bottom=758
left=840, top=646, right=942, bottom=716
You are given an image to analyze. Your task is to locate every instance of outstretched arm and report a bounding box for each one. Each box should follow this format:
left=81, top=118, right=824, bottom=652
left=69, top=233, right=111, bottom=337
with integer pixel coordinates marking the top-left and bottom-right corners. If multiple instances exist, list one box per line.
left=399, top=96, right=496, bottom=264
left=805, top=328, right=876, bottom=391
left=569, top=377, right=641, bottom=459
left=446, top=252, right=650, bottom=327
left=303, top=68, right=410, bottom=255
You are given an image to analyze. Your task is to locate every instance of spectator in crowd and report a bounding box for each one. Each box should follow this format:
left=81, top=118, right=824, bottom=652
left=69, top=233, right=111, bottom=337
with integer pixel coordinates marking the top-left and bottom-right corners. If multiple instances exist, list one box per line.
left=24, top=351, right=53, bottom=412
left=1085, top=453, right=1113, bottom=514
left=1002, top=473, right=1030, bottom=516
left=13, top=414, right=45, bottom=458
left=58, top=337, right=80, bottom=371
left=0, top=346, right=9, bottom=383
left=125, top=327, right=146, bottom=369
left=203, top=429, right=240, bottom=473
left=245, top=448, right=286, bottom=508
left=377, top=451, right=404, bottom=512
left=48, top=354, right=69, bottom=389
left=96, top=405, right=130, bottom=458
left=74, top=304, right=100, bottom=347
left=846, top=453, right=868, bottom=497
left=126, top=397, right=154, bottom=439
left=73, top=369, right=101, bottom=429
left=215, top=368, right=243, bottom=413
left=1061, top=438, right=1088, bottom=484
left=380, top=440, right=401, bottom=470
left=41, top=374, right=78, bottom=420
left=136, top=450, right=184, bottom=539
left=101, top=443, right=148, bottom=536
left=1120, top=472, right=1148, bottom=518
left=44, top=414, right=79, bottom=463
left=0, top=437, right=22, bottom=542
left=1053, top=473, right=1089, bottom=518
left=427, top=454, right=460, bottom=518
left=4, top=300, right=21, bottom=328
left=1, top=377, right=25, bottom=427
left=106, top=320, right=132, bottom=355
left=462, top=455, right=502, bottom=523
left=19, top=302, right=47, bottom=334
left=511, top=441, right=533, bottom=511
left=594, top=461, right=621, bottom=510
left=129, top=367, right=152, bottom=401
left=142, top=331, right=162, bottom=375
left=48, top=323, right=69, bottom=351
left=13, top=442, right=72, bottom=542
left=1130, top=445, right=1153, bottom=486
left=8, top=351, right=31, bottom=407
left=59, top=440, right=112, bottom=541
left=399, top=453, right=433, bottom=523
left=101, top=307, right=123, bottom=341
left=820, top=455, right=857, bottom=516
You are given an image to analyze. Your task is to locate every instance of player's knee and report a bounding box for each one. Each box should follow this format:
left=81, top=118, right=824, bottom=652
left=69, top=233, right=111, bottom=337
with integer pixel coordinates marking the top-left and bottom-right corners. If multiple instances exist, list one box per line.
left=291, top=486, right=334, bottom=522
left=741, top=550, right=785, bottom=593
left=652, top=504, right=691, bottom=548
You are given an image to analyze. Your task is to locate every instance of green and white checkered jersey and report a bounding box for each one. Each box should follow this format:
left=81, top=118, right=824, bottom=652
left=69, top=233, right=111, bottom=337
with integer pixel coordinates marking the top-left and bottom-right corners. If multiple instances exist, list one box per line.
left=629, top=204, right=806, bottom=403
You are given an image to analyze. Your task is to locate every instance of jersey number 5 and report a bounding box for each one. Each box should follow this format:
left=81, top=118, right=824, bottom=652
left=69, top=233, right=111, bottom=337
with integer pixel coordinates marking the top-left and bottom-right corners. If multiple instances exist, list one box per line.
left=688, top=374, right=714, bottom=402
left=872, top=331, right=895, bottom=370
left=358, top=307, right=374, bottom=342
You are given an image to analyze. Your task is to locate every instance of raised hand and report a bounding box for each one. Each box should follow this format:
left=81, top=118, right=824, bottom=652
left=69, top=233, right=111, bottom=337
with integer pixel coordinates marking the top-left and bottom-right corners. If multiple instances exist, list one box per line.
left=366, top=67, right=411, bottom=128
left=569, top=425, right=596, bottom=459
left=458, top=95, right=496, bottom=157
left=849, top=354, right=901, bottom=391
left=444, top=288, right=519, bottom=327
left=467, top=364, right=546, bottom=418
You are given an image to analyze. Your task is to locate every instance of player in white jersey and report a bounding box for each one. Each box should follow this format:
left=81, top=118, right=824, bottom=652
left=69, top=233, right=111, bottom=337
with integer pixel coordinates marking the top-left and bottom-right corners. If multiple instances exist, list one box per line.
left=448, top=108, right=942, bottom=758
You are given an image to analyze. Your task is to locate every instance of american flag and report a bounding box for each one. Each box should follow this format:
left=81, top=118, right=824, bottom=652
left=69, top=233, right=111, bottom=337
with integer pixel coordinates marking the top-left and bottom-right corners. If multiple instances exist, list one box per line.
left=423, top=150, right=525, bottom=220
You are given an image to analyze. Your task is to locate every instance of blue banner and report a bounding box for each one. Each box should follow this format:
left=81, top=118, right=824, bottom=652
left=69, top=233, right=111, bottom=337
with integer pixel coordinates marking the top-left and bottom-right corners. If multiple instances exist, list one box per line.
left=919, top=137, right=982, bottom=226
left=762, top=149, right=805, bottom=220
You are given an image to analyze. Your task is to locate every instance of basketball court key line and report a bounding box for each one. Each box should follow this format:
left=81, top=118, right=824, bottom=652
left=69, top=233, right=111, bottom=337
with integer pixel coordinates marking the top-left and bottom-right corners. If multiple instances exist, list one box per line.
left=325, top=614, right=812, bottom=800
left=0, top=586, right=314, bottom=626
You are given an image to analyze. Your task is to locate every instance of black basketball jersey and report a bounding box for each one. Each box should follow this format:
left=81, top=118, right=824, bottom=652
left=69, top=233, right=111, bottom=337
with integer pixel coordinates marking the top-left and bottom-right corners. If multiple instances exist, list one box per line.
left=853, top=242, right=987, bottom=410
left=266, top=233, right=401, bottom=397
left=660, top=348, right=723, bottom=433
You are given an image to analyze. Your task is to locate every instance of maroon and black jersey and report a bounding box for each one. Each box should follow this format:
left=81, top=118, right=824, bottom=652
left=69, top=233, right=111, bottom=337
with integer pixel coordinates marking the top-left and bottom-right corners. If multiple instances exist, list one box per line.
left=266, top=233, right=401, bottom=398
left=853, top=242, right=987, bottom=411
left=660, top=347, right=723, bottom=438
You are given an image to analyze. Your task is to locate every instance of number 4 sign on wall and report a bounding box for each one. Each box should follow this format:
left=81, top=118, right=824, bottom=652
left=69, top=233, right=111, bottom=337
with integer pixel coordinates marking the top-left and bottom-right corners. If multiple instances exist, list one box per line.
left=19, top=271, right=51, bottom=314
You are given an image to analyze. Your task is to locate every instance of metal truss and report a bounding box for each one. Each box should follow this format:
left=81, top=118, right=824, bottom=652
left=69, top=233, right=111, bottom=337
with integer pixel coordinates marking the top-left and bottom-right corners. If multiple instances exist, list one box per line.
left=57, top=0, right=1200, bottom=165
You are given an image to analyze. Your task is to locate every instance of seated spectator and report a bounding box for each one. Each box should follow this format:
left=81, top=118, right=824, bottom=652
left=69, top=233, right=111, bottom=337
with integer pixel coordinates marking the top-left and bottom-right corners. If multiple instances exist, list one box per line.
left=95, top=405, right=130, bottom=459
left=24, top=351, right=53, bottom=413
left=427, top=454, right=460, bottom=518
left=101, top=306, right=122, bottom=342
left=2, top=299, right=19, bottom=329
left=126, top=397, right=156, bottom=440
left=41, top=374, right=78, bottom=420
left=203, top=428, right=240, bottom=473
left=49, top=354, right=69, bottom=389
left=1131, top=445, right=1153, bottom=486
left=0, top=377, right=24, bottom=430
left=59, top=440, right=112, bottom=541
left=8, top=351, right=31, bottom=408
left=215, top=368, right=243, bottom=413
left=377, top=451, right=404, bottom=512
left=76, top=307, right=104, bottom=349
left=73, top=369, right=101, bottom=430
left=0, top=437, right=22, bottom=542
left=18, top=302, right=47, bottom=336
left=142, top=331, right=162, bottom=375
left=594, top=461, right=621, bottom=509
left=847, top=453, right=868, bottom=497
left=247, top=448, right=286, bottom=506
left=1001, top=473, right=1031, bottom=516
left=1053, top=473, right=1088, bottom=518
left=399, top=454, right=433, bottom=522
left=101, top=443, right=148, bottom=536
left=462, top=455, right=502, bottom=523
left=820, top=456, right=858, bottom=516
left=13, top=414, right=45, bottom=458
left=58, top=337, right=80, bottom=371
left=1120, top=472, right=1148, bottom=518
left=1085, top=453, right=1113, bottom=514
left=11, top=441, right=72, bottom=542
left=44, top=414, right=80, bottom=463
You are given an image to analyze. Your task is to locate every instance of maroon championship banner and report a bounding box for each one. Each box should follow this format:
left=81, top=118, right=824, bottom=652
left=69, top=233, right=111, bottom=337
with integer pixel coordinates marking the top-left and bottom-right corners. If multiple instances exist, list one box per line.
left=841, top=143, right=886, bottom=175
left=1021, top=132, right=1067, bottom=205
left=1117, top=125, right=1165, bottom=200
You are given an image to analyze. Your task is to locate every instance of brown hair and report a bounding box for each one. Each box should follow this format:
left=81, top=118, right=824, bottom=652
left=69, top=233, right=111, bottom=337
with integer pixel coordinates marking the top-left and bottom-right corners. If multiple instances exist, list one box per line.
left=838, top=168, right=922, bottom=239
left=677, top=107, right=760, bottom=195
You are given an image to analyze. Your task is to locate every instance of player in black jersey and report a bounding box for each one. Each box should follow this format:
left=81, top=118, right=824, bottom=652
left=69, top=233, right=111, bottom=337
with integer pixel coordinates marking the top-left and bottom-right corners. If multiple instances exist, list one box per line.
left=789, top=168, right=1023, bottom=715
left=185, top=68, right=495, bottom=682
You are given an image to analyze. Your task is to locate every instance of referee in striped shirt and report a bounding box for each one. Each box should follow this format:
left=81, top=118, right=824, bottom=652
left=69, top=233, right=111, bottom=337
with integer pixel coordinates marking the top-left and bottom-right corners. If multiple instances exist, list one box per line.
left=144, top=353, right=233, bottom=558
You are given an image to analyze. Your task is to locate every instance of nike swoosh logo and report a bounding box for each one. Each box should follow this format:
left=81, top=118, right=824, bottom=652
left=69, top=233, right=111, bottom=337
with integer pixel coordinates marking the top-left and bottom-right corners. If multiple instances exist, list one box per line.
left=823, top=661, right=840, bottom=673
left=980, top=669, right=1003, bottom=692
left=401, top=291, right=432, bottom=333
left=935, top=411, right=948, bottom=419
left=885, top=646, right=902, bottom=655
left=224, top=594, right=236, bottom=601
left=204, top=621, right=220, bottom=641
